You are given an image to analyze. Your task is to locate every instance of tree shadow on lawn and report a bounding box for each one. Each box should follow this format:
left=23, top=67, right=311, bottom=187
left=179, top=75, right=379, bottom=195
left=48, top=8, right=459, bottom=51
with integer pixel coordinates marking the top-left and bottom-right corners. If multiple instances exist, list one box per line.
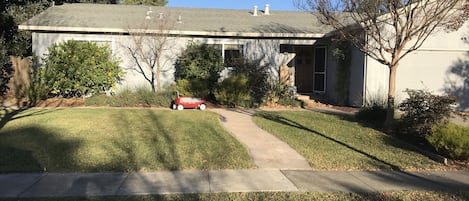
left=252, top=113, right=464, bottom=190
left=106, top=109, right=183, bottom=171
left=255, top=112, right=404, bottom=171
left=0, top=125, right=82, bottom=173
left=304, top=107, right=436, bottom=164
left=0, top=108, right=61, bottom=130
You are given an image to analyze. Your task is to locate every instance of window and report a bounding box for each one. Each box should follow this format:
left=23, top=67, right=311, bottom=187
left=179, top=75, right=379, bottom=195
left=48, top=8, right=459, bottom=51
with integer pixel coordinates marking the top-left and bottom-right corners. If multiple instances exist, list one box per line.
left=314, top=47, right=327, bottom=93
left=223, top=44, right=243, bottom=67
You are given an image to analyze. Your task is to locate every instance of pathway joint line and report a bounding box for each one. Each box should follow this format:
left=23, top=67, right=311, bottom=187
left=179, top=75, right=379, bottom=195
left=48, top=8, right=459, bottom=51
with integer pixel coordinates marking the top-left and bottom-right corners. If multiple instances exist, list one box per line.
left=114, top=172, right=131, bottom=196
left=18, top=173, right=48, bottom=198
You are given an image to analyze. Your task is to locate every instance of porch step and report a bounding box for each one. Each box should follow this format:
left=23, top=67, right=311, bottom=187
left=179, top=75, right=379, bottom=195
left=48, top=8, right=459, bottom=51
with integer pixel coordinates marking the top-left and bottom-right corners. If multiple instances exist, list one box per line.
left=295, top=94, right=327, bottom=108
left=295, top=94, right=321, bottom=108
left=295, top=95, right=311, bottom=102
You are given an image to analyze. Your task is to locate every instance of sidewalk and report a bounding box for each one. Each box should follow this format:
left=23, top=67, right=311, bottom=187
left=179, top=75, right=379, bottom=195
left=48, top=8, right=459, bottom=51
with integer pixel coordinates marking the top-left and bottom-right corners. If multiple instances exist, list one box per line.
left=1, top=169, right=468, bottom=198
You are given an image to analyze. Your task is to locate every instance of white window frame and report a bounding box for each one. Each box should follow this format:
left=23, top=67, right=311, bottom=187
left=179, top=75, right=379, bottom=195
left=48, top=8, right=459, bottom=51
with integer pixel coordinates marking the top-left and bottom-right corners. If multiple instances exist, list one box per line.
left=313, top=46, right=327, bottom=93
left=222, top=43, right=244, bottom=68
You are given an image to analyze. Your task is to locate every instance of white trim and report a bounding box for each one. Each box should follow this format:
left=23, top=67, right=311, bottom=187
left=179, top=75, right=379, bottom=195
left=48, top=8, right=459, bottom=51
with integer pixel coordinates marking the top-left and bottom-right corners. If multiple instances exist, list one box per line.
left=19, top=25, right=325, bottom=38
left=313, top=46, right=327, bottom=93
left=402, top=48, right=469, bottom=52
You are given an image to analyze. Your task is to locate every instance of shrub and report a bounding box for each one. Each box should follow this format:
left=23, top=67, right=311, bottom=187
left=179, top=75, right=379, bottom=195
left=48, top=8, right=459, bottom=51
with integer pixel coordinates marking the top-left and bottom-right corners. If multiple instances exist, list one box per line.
left=398, top=89, right=456, bottom=138
left=85, top=86, right=174, bottom=107
left=43, top=40, right=123, bottom=97
left=215, top=75, right=250, bottom=107
left=175, top=43, right=224, bottom=99
left=176, top=79, right=210, bottom=98
left=356, top=92, right=388, bottom=126
left=230, top=59, right=271, bottom=107
left=265, top=81, right=289, bottom=103
left=356, top=104, right=387, bottom=126
left=25, top=66, right=48, bottom=105
left=428, top=123, right=469, bottom=160
left=0, top=38, right=13, bottom=97
left=276, top=97, right=304, bottom=107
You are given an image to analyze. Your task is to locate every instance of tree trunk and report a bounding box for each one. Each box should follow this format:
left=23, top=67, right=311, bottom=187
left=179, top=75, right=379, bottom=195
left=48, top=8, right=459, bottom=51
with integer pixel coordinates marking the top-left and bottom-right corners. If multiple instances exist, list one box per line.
left=156, top=66, right=161, bottom=92
left=151, top=72, right=156, bottom=92
left=385, top=64, right=398, bottom=128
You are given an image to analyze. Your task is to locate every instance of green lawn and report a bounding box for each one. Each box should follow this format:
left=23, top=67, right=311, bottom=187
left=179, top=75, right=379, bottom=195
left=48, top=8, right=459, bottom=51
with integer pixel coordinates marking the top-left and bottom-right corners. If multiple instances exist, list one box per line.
left=0, top=191, right=468, bottom=201
left=253, top=111, right=445, bottom=171
left=0, top=108, right=253, bottom=173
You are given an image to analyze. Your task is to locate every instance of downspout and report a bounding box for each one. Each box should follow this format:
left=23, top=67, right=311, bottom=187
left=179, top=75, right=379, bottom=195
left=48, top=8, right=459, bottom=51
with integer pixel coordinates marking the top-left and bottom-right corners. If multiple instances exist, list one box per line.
left=362, top=34, right=369, bottom=107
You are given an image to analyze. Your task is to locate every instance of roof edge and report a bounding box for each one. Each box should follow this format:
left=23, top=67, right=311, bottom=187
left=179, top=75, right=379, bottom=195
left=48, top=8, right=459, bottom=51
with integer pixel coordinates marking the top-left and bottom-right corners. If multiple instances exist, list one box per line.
left=19, top=25, right=325, bottom=38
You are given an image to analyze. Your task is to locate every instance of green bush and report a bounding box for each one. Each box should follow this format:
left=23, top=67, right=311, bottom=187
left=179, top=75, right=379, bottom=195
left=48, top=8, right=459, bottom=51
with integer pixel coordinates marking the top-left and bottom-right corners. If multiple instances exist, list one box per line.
left=356, top=92, right=388, bottom=126
left=215, top=75, right=250, bottom=107
left=428, top=123, right=469, bottom=160
left=43, top=40, right=123, bottom=97
left=265, top=81, right=289, bottom=103
left=399, top=89, right=456, bottom=138
left=231, top=59, right=271, bottom=107
left=25, top=67, right=48, bottom=105
left=356, top=104, right=387, bottom=126
left=176, top=79, right=210, bottom=98
left=0, top=38, right=13, bottom=97
left=276, top=97, right=304, bottom=107
left=86, top=86, right=174, bottom=107
left=175, top=43, right=223, bottom=99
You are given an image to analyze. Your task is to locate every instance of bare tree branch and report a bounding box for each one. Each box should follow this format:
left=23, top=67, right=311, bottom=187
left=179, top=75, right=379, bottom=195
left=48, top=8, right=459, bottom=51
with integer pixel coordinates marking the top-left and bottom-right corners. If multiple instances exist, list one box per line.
left=304, top=0, right=468, bottom=124
left=123, top=10, right=177, bottom=92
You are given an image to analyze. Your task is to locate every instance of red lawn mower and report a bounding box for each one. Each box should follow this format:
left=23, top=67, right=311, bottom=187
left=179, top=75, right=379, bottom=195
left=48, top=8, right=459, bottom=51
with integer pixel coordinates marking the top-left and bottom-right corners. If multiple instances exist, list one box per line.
left=171, top=92, right=207, bottom=111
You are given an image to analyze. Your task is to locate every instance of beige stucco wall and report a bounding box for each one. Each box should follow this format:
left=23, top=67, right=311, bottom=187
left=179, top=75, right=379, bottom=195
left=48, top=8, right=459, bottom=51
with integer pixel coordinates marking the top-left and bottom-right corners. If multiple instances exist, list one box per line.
left=364, top=21, right=469, bottom=111
left=32, top=32, right=319, bottom=93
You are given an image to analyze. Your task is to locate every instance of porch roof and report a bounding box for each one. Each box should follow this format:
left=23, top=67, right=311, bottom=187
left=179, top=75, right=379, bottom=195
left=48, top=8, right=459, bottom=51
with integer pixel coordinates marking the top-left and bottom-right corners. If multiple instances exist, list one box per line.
left=19, top=3, right=335, bottom=38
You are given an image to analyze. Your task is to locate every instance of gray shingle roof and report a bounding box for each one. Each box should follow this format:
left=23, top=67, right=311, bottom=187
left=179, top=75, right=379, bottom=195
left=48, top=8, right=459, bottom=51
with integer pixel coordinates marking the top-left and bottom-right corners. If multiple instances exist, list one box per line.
left=20, top=3, right=333, bottom=38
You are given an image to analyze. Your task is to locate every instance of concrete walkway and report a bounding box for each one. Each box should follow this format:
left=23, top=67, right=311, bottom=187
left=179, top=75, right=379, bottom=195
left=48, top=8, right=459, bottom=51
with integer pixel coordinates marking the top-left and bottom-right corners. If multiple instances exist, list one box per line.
left=212, top=108, right=312, bottom=170
left=1, top=170, right=468, bottom=198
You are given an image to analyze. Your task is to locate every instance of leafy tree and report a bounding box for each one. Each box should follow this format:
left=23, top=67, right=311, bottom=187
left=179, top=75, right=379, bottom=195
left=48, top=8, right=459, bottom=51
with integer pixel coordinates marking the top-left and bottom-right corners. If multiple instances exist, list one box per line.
left=124, top=0, right=167, bottom=6
left=0, top=38, right=13, bottom=97
left=175, top=43, right=224, bottom=98
left=43, top=40, right=123, bottom=97
left=53, top=0, right=118, bottom=4
left=304, top=0, right=469, bottom=126
left=1, top=0, right=50, bottom=57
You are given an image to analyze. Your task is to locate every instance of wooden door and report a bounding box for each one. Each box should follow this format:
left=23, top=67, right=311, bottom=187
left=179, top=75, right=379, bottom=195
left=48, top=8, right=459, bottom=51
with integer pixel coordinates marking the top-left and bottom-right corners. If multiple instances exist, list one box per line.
left=294, top=46, right=314, bottom=93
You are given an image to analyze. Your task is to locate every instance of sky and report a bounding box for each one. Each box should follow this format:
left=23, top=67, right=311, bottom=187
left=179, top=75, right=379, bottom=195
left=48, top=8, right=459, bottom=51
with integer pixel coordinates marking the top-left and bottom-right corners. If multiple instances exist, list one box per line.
left=167, top=0, right=301, bottom=11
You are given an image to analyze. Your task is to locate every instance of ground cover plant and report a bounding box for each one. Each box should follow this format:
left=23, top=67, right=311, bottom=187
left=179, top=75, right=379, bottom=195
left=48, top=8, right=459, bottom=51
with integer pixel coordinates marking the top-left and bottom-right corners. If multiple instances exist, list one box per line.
left=253, top=111, right=445, bottom=170
left=429, top=123, right=469, bottom=160
left=85, top=87, right=174, bottom=108
left=0, top=108, right=253, bottom=172
left=0, top=191, right=468, bottom=201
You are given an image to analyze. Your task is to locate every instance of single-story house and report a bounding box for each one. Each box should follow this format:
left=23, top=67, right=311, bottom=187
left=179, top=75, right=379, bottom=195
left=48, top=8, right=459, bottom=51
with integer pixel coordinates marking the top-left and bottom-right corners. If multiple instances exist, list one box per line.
left=19, top=3, right=469, bottom=110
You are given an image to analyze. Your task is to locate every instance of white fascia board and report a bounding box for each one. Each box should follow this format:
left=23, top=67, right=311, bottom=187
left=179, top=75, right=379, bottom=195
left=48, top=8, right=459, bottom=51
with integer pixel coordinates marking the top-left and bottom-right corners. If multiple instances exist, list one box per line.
left=19, top=25, right=324, bottom=38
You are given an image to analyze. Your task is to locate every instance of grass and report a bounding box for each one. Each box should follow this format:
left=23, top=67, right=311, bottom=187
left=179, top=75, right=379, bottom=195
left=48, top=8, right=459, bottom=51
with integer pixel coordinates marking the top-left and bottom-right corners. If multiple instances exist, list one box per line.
left=253, top=111, right=446, bottom=171
left=0, top=108, right=253, bottom=173
left=0, top=191, right=468, bottom=201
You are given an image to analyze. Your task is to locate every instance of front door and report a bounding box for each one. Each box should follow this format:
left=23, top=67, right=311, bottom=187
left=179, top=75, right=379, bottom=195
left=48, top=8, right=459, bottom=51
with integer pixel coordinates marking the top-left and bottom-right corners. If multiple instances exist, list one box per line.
left=294, top=46, right=314, bottom=93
